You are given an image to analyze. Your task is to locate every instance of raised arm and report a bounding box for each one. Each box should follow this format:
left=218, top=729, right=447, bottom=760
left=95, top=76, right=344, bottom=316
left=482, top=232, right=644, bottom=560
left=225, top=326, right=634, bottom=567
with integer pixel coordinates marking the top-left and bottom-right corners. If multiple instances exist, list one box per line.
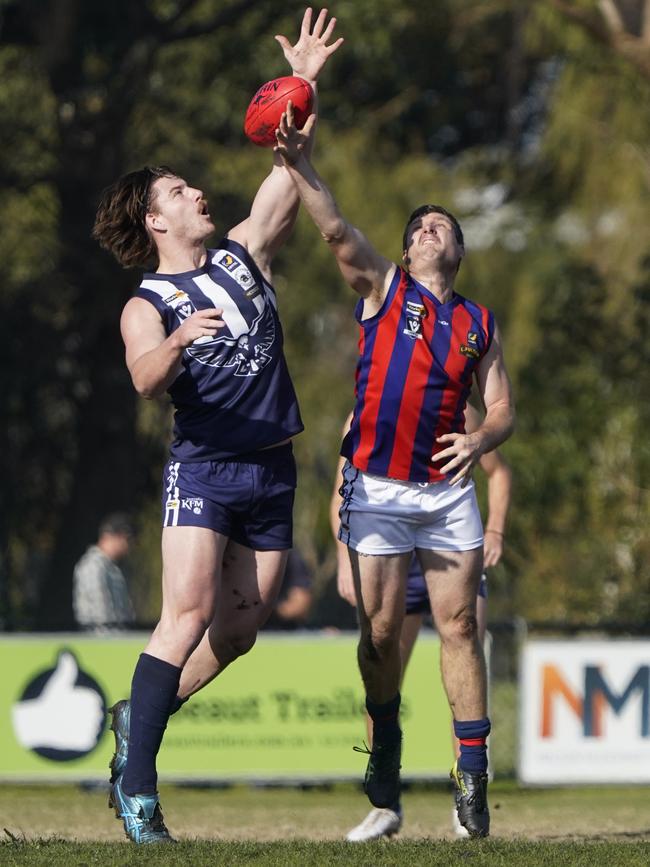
left=436, top=322, right=515, bottom=486
left=274, top=105, right=395, bottom=308
left=228, top=8, right=343, bottom=280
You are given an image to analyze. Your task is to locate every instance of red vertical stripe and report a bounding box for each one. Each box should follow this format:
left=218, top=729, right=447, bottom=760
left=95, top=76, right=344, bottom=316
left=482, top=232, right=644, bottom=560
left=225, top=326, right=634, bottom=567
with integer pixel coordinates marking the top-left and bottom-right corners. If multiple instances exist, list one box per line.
left=354, top=273, right=407, bottom=469
left=386, top=296, right=437, bottom=479
left=428, top=304, right=473, bottom=481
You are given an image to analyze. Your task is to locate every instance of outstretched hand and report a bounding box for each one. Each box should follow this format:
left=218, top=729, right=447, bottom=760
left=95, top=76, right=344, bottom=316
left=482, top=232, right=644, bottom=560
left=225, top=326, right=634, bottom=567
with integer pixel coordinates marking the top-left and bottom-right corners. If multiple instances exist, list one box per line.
left=275, top=7, right=343, bottom=83
left=274, top=100, right=316, bottom=165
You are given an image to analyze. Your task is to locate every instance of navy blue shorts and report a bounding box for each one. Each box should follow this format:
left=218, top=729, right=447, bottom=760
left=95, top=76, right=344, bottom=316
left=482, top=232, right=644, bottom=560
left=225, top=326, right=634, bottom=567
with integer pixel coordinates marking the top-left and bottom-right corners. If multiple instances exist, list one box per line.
left=406, top=557, right=488, bottom=616
left=161, top=443, right=296, bottom=550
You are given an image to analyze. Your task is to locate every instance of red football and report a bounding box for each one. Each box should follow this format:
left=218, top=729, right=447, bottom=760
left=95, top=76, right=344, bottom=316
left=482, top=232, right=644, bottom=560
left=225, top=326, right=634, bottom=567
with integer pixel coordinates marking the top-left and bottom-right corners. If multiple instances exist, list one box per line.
left=244, top=76, right=314, bottom=147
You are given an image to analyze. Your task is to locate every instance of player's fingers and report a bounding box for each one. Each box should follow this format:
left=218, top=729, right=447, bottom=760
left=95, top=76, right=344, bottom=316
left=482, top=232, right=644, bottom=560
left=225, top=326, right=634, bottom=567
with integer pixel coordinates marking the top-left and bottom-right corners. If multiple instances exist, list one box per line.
left=286, top=99, right=294, bottom=125
left=326, top=36, right=344, bottom=54
left=432, top=446, right=460, bottom=462
left=202, top=308, right=223, bottom=318
left=436, top=433, right=459, bottom=444
left=312, top=7, right=328, bottom=38
left=437, top=454, right=464, bottom=475
left=302, top=113, right=317, bottom=137
left=204, top=320, right=225, bottom=331
left=300, top=7, right=313, bottom=37
left=321, top=16, right=336, bottom=43
left=450, top=465, right=470, bottom=486
left=273, top=34, right=291, bottom=52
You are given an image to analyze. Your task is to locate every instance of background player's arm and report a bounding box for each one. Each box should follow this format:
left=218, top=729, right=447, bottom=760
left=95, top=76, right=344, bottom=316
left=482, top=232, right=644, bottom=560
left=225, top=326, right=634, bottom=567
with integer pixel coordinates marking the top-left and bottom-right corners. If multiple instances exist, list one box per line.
left=274, top=112, right=394, bottom=306
left=228, top=8, right=342, bottom=281
left=329, top=414, right=357, bottom=607
left=465, top=403, right=513, bottom=567
left=121, top=297, right=225, bottom=399
left=436, top=322, right=515, bottom=485
left=275, top=586, right=313, bottom=622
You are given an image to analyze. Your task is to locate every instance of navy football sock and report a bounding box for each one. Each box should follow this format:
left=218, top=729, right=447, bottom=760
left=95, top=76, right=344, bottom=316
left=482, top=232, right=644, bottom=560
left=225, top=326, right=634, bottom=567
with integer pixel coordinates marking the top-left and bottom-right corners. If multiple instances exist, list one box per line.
left=366, top=693, right=402, bottom=812
left=454, top=717, right=491, bottom=774
left=169, top=695, right=188, bottom=715
left=121, top=653, right=181, bottom=796
left=367, top=693, right=402, bottom=745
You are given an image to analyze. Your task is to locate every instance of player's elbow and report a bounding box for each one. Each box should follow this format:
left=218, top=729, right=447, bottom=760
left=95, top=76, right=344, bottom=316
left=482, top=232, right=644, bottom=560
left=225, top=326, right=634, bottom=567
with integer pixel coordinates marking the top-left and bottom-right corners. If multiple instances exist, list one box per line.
left=320, top=218, right=347, bottom=246
left=132, top=375, right=161, bottom=400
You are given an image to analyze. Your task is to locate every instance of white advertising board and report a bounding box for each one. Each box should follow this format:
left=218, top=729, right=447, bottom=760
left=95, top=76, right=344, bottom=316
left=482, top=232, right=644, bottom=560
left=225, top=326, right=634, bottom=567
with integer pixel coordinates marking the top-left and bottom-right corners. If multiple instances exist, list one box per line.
left=519, top=640, right=650, bottom=784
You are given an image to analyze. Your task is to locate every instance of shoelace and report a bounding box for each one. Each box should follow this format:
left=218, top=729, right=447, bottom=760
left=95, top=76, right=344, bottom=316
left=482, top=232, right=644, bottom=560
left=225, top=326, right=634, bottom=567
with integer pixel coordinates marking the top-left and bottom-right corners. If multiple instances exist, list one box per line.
left=353, top=740, right=401, bottom=774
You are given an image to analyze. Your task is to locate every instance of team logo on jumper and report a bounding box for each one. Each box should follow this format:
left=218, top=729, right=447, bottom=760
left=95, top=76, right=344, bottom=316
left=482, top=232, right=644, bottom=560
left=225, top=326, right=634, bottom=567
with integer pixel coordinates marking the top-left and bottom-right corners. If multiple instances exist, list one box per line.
left=404, top=301, right=426, bottom=340
left=188, top=306, right=275, bottom=377
left=460, top=329, right=481, bottom=358
left=164, top=290, right=189, bottom=304
left=216, top=251, right=258, bottom=294
left=218, top=253, right=239, bottom=273
left=174, top=252, right=276, bottom=377
left=181, top=498, right=204, bottom=515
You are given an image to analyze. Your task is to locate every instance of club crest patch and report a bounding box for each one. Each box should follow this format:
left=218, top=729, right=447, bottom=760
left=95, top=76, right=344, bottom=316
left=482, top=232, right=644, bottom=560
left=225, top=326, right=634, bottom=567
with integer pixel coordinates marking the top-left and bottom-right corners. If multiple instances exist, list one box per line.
left=404, top=301, right=426, bottom=340
left=461, top=328, right=482, bottom=358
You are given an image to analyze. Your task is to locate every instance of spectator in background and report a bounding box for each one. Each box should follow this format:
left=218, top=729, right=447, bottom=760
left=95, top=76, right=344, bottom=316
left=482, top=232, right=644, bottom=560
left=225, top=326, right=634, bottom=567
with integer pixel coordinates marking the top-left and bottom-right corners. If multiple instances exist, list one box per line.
left=73, top=513, right=136, bottom=631
left=263, top=548, right=313, bottom=630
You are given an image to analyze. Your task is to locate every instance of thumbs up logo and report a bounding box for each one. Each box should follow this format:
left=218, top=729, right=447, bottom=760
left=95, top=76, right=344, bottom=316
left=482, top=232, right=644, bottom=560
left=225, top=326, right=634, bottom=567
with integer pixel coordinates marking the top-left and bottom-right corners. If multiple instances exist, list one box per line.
left=11, top=649, right=107, bottom=761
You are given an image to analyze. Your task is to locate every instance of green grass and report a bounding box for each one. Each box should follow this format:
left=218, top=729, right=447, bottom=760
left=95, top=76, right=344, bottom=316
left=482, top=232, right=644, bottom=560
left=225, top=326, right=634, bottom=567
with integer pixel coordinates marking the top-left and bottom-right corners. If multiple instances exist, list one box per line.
left=2, top=839, right=650, bottom=867
left=1, top=782, right=649, bottom=865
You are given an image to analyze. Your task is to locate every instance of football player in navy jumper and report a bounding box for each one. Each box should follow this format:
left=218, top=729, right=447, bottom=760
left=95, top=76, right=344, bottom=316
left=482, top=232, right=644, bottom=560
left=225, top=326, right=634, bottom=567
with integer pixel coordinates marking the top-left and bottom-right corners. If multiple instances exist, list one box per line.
left=92, top=8, right=342, bottom=844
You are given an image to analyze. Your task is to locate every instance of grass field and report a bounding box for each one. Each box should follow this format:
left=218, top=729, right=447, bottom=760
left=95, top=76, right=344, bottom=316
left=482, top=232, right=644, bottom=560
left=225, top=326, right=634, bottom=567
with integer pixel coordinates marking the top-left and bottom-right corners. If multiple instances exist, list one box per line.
left=1, top=781, right=649, bottom=865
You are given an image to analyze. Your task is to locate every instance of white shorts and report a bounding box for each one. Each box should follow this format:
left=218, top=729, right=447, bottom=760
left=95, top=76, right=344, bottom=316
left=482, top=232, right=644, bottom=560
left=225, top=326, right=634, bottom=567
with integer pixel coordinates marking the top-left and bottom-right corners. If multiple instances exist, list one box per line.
left=338, top=462, right=484, bottom=555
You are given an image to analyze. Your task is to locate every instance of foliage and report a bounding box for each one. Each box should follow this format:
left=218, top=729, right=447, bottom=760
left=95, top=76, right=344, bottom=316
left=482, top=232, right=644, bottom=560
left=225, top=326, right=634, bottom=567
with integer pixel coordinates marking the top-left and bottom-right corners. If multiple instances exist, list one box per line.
left=0, top=0, right=649, bottom=629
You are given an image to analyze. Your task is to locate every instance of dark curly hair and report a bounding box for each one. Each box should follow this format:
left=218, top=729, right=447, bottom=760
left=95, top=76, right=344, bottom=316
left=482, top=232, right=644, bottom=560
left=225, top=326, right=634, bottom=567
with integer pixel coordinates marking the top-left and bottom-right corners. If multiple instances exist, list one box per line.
left=92, top=165, right=177, bottom=268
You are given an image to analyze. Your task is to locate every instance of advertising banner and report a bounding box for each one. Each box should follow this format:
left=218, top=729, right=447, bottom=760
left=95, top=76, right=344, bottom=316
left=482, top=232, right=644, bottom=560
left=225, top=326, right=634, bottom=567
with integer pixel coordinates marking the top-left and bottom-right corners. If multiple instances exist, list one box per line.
left=519, top=639, right=650, bottom=784
left=0, top=632, right=454, bottom=782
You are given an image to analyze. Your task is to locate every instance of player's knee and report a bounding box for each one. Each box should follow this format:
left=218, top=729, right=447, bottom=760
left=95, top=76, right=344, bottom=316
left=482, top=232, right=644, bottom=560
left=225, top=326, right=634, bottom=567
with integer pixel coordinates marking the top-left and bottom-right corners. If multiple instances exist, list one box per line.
left=212, top=631, right=257, bottom=665
left=360, top=621, right=399, bottom=661
left=169, top=607, right=213, bottom=648
left=440, top=612, right=478, bottom=645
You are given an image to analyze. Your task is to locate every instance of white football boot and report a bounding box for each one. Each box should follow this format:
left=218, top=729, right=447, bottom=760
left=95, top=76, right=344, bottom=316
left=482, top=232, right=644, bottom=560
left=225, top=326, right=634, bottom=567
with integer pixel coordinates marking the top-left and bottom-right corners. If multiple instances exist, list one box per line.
left=346, top=807, right=402, bottom=842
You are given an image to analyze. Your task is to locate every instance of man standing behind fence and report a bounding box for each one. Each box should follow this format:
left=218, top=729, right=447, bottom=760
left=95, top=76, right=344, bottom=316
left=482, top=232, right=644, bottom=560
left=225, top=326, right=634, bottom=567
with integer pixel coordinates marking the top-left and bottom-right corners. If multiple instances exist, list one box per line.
left=73, top=513, right=135, bottom=632
left=275, top=108, right=515, bottom=837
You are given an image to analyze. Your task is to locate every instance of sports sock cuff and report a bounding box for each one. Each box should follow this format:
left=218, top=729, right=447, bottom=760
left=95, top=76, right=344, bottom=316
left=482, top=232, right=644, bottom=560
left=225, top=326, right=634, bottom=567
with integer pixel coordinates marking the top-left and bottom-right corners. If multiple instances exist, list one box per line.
left=453, top=716, right=491, bottom=740
left=139, top=652, right=182, bottom=679
left=170, top=695, right=188, bottom=715
left=366, top=692, right=401, bottom=722
left=132, top=653, right=182, bottom=714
